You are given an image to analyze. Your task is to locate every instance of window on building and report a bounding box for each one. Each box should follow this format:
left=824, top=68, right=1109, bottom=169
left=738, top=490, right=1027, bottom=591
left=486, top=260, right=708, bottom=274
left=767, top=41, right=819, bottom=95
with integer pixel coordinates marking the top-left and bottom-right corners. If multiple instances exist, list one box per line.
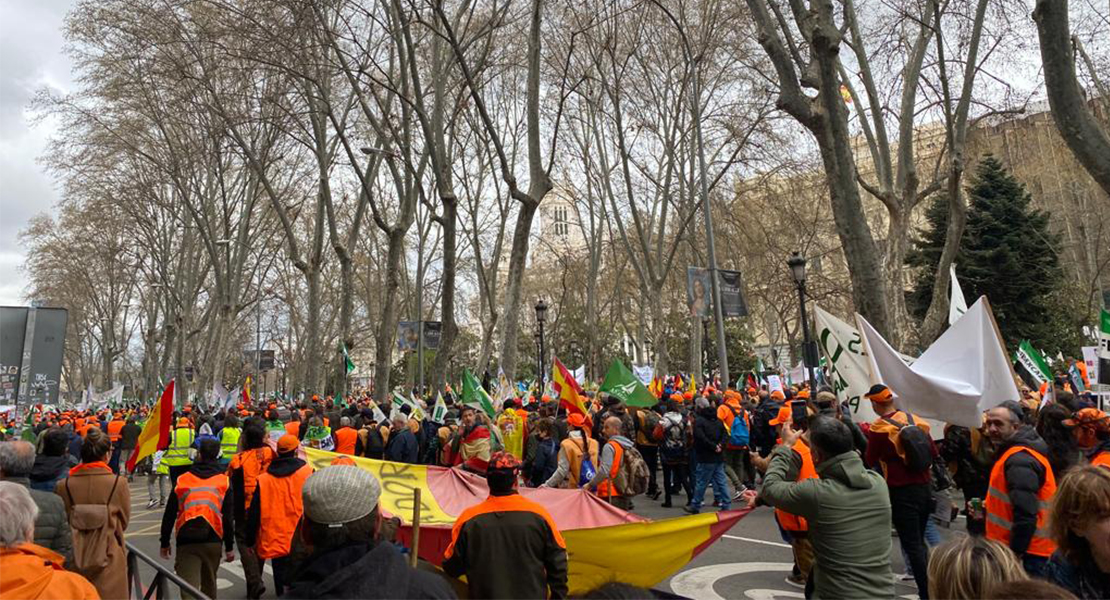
left=553, top=206, right=568, bottom=237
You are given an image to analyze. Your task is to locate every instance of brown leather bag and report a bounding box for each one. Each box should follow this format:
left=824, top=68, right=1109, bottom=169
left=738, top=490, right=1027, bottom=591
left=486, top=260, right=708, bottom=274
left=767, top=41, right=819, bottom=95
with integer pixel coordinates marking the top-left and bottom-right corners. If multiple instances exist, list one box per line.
left=65, top=475, right=120, bottom=572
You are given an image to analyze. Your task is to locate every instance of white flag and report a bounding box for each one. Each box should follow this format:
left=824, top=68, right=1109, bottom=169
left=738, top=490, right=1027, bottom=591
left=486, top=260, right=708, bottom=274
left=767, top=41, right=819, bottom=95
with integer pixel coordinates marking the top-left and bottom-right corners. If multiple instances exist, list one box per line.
left=432, top=392, right=448, bottom=423
left=572, top=365, right=586, bottom=386
left=949, top=263, right=969, bottom=326
left=857, top=296, right=1019, bottom=428
left=633, top=365, right=654, bottom=386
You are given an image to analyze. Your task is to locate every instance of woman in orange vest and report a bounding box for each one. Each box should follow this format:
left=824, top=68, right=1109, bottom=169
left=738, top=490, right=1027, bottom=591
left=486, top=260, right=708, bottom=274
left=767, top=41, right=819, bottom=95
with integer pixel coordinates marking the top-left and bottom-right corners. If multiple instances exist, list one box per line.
left=245, top=434, right=313, bottom=596
left=227, top=424, right=274, bottom=599
left=159, top=438, right=233, bottom=599
left=983, top=402, right=1057, bottom=577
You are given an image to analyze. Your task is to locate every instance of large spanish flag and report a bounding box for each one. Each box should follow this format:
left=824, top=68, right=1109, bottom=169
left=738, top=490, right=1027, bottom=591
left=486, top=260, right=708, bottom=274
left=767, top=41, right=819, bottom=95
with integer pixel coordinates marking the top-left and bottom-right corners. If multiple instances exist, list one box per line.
left=126, top=379, right=174, bottom=472
left=304, top=448, right=747, bottom=594
left=552, top=357, right=588, bottom=417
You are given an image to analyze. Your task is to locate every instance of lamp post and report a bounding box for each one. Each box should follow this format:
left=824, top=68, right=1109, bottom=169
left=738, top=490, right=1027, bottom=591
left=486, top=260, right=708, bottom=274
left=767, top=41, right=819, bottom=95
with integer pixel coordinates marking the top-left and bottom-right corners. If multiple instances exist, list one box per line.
left=535, top=299, right=548, bottom=394
left=787, top=251, right=819, bottom=394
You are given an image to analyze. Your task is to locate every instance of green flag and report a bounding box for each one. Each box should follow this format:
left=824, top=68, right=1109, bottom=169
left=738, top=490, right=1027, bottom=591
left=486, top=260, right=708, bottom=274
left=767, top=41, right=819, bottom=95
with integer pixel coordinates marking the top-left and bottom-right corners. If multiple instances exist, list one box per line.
left=341, top=342, right=356, bottom=374
left=1099, top=309, right=1110, bottom=386
left=1014, top=340, right=1052, bottom=388
left=599, top=359, right=657, bottom=407
left=462, top=369, right=496, bottom=418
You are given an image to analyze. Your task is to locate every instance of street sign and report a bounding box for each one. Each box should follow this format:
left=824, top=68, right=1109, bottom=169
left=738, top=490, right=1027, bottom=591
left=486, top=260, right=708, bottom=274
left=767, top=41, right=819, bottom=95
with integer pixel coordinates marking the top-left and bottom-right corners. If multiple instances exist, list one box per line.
left=0, top=306, right=68, bottom=405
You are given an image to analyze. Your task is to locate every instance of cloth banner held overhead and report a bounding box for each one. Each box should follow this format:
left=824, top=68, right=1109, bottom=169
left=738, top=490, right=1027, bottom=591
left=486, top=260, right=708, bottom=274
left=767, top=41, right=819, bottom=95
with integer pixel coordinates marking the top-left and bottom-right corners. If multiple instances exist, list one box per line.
left=633, top=365, right=654, bottom=386
left=857, top=296, right=1019, bottom=428
left=814, top=305, right=940, bottom=436
left=1081, top=346, right=1100, bottom=389
left=304, top=448, right=749, bottom=595
left=949, top=263, right=968, bottom=326
left=1099, top=309, right=1110, bottom=386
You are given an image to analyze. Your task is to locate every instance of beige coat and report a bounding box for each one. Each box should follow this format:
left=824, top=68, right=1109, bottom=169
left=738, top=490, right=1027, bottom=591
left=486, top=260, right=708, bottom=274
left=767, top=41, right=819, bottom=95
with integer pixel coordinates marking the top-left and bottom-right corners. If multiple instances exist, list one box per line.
left=56, top=467, right=131, bottom=600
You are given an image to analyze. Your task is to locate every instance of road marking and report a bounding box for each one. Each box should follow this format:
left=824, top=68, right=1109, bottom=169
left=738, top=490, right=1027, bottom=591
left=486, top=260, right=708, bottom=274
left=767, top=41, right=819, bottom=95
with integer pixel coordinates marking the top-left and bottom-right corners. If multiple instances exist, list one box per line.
left=671, top=562, right=793, bottom=600
left=722, top=535, right=792, bottom=549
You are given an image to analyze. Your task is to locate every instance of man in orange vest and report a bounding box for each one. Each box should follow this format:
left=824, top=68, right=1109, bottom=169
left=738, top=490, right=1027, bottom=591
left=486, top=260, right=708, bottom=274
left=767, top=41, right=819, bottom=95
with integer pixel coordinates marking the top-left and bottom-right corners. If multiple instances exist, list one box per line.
left=718, top=389, right=751, bottom=496
left=444, top=452, right=568, bottom=598
left=245, top=433, right=313, bottom=596
left=227, top=424, right=274, bottom=599
left=583, top=416, right=636, bottom=509
left=983, top=401, right=1057, bottom=577
left=331, top=416, right=358, bottom=455
left=159, top=438, right=234, bottom=600
left=1063, top=407, right=1110, bottom=468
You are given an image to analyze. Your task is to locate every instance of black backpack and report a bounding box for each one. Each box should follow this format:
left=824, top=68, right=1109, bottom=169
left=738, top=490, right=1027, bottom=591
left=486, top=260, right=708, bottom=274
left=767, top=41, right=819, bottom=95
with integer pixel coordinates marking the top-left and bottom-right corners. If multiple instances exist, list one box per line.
left=882, top=413, right=933, bottom=472
left=362, top=426, right=385, bottom=457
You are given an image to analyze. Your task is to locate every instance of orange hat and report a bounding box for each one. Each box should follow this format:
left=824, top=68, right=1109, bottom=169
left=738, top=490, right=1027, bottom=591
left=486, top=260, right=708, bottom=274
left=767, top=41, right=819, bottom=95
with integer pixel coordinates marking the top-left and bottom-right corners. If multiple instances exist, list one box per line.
left=567, top=413, right=588, bottom=429
left=1063, top=407, right=1109, bottom=432
left=176, top=417, right=190, bottom=427
left=541, top=395, right=552, bottom=403
left=330, top=456, right=357, bottom=466
left=239, top=410, right=250, bottom=417
left=865, top=385, right=892, bottom=402
left=769, top=406, right=792, bottom=426
left=669, top=393, right=683, bottom=403
left=277, top=434, right=300, bottom=454
left=683, top=391, right=694, bottom=401
left=770, top=390, right=785, bottom=401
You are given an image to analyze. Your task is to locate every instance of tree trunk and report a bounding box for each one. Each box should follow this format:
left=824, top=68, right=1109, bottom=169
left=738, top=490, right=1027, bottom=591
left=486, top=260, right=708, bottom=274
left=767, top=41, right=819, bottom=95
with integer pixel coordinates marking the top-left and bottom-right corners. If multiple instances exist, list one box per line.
left=884, top=208, right=911, bottom=348
left=431, top=197, right=458, bottom=392
left=373, top=228, right=406, bottom=405
left=497, top=201, right=540, bottom=378
left=650, top=290, right=668, bottom=374
left=1034, top=0, right=1110, bottom=198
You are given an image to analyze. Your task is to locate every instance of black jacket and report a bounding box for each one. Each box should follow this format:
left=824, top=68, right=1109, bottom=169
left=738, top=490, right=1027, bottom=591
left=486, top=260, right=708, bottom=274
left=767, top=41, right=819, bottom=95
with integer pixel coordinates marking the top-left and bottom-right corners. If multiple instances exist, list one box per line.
left=693, top=405, right=726, bottom=464
left=385, top=428, right=418, bottom=464
left=283, top=541, right=455, bottom=599
left=29, top=455, right=72, bottom=492
left=994, top=426, right=1050, bottom=556
left=160, top=460, right=235, bottom=551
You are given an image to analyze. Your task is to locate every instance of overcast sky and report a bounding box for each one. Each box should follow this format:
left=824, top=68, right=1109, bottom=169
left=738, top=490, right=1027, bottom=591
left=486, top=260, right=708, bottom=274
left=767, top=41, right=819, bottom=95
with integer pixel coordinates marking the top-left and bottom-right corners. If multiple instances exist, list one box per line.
left=0, top=0, right=78, bottom=306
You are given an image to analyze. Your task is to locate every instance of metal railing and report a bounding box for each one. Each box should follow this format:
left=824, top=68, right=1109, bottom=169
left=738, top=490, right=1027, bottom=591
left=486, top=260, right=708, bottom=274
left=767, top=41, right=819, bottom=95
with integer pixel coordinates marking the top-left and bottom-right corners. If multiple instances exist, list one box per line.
left=126, top=541, right=211, bottom=600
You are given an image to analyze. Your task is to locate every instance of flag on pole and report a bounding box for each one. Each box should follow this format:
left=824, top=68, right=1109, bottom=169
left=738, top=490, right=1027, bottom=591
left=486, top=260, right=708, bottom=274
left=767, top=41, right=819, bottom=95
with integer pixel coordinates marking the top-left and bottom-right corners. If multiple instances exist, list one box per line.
left=1099, top=309, right=1110, bottom=386
left=1014, top=340, right=1052, bottom=389
left=127, top=379, right=175, bottom=472
left=552, top=357, right=588, bottom=417
left=648, top=375, right=662, bottom=398
left=341, top=342, right=356, bottom=374
left=1068, top=362, right=1087, bottom=393
left=242, top=375, right=252, bottom=406
left=432, top=392, right=448, bottom=423
left=599, top=360, right=657, bottom=407
left=461, top=370, right=496, bottom=418
left=755, top=356, right=766, bottom=377
left=949, top=263, right=968, bottom=326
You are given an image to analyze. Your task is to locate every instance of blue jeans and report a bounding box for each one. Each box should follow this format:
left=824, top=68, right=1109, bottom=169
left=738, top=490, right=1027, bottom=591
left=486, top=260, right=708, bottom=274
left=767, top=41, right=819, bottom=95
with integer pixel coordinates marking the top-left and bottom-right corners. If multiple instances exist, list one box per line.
left=691, top=462, right=730, bottom=511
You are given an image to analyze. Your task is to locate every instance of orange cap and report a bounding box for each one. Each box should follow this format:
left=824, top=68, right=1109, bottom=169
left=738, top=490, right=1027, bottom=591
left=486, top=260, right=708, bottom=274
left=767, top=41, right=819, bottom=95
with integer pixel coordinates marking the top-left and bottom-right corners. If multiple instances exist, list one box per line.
left=176, top=417, right=190, bottom=427
left=330, top=456, right=356, bottom=466
left=277, top=434, right=300, bottom=454
left=769, top=406, right=792, bottom=426
left=770, top=390, right=785, bottom=401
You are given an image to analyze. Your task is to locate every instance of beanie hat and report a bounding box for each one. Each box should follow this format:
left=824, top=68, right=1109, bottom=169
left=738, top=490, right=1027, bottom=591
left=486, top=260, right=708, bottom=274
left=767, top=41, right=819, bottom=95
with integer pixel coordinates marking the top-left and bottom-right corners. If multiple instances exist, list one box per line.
left=302, top=466, right=381, bottom=525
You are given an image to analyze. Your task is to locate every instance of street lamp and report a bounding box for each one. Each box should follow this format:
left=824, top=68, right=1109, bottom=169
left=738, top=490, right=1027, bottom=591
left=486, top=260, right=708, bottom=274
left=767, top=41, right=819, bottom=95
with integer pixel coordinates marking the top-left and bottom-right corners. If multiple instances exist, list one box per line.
left=535, top=299, right=548, bottom=394
left=787, top=251, right=819, bottom=394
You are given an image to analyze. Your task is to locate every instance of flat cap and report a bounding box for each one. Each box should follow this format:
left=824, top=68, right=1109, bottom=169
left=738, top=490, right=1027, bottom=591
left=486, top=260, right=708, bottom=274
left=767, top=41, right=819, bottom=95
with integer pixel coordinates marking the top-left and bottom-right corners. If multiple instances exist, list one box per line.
left=302, top=465, right=381, bottom=525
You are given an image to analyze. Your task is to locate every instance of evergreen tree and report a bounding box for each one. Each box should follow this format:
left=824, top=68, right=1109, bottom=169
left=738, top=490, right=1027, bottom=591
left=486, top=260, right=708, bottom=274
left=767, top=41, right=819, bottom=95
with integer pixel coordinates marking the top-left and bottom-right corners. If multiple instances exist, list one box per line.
left=959, top=155, right=1063, bottom=350
left=905, top=193, right=949, bottom=320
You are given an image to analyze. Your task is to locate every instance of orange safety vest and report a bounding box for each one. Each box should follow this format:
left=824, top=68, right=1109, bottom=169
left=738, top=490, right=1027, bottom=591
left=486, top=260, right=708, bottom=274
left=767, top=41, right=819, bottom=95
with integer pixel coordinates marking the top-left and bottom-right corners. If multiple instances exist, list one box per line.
left=1091, top=450, right=1110, bottom=469
left=174, top=471, right=229, bottom=538
left=285, top=421, right=300, bottom=436
left=255, top=463, right=313, bottom=559
left=333, top=427, right=358, bottom=455
left=228, top=446, right=275, bottom=510
left=107, top=420, right=124, bottom=442
left=596, top=440, right=625, bottom=499
left=775, top=439, right=818, bottom=532
left=985, top=446, right=1057, bottom=557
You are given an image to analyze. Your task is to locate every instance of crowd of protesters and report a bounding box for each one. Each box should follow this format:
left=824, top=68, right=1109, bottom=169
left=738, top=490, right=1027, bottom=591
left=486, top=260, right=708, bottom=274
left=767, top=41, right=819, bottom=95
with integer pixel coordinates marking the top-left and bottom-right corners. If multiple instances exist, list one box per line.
left=0, top=363, right=1107, bottom=600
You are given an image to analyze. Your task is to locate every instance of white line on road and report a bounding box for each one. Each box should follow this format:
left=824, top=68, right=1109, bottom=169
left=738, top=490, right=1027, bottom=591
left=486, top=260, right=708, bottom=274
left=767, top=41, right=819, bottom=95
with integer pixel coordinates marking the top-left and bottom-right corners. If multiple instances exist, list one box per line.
left=722, top=535, right=792, bottom=549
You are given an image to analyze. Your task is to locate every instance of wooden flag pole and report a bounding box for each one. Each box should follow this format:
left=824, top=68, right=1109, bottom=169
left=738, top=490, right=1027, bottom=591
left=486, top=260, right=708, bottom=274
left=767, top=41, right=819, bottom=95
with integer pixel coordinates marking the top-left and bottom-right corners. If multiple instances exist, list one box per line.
left=410, top=488, right=422, bottom=568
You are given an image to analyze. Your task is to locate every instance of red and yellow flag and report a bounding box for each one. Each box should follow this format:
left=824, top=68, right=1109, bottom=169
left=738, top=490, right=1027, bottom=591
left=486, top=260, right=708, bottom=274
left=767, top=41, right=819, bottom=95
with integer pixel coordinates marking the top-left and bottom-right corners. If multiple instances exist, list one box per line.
left=126, top=379, right=174, bottom=472
left=552, top=357, right=588, bottom=417
left=242, top=375, right=253, bottom=406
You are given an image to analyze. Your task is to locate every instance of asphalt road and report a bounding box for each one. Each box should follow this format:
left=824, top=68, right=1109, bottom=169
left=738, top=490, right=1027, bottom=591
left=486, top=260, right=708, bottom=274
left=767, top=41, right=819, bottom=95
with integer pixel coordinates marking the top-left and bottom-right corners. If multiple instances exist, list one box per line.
left=126, top=476, right=959, bottom=599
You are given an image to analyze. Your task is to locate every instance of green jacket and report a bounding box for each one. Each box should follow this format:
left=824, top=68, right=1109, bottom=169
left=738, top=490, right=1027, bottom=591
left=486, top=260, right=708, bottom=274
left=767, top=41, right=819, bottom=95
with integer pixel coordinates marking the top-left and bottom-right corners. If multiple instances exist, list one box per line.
left=761, top=446, right=894, bottom=599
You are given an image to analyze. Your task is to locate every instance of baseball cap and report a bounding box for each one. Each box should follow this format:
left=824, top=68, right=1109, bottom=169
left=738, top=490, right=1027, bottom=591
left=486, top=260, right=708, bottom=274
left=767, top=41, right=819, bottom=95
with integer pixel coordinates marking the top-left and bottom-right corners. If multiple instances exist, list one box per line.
left=769, top=406, right=792, bottom=426
left=176, top=417, right=190, bottom=427
left=302, top=466, right=381, bottom=525
left=1063, top=408, right=1109, bottom=431
left=770, top=390, right=785, bottom=401
left=277, top=434, right=300, bottom=454
left=488, top=451, right=521, bottom=472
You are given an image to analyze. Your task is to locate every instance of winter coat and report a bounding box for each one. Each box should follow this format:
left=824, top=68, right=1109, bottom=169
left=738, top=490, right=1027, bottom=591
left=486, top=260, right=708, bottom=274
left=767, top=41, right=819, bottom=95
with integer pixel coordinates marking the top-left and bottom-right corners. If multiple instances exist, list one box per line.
left=283, top=541, right=455, bottom=599
left=760, top=448, right=894, bottom=599
left=992, top=425, right=1052, bottom=556
left=659, top=411, right=688, bottom=465
left=692, top=406, right=726, bottom=464
left=1044, top=549, right=1110, bottom=600
left=385, top=427, right=419, bottom=464
left=29, top=455, right=72, bottom=492
left=56, top=465, right=130, bottom=600
left=529, top=438, right=558, bottom=487
left=1, top=476, right=73, bottom=567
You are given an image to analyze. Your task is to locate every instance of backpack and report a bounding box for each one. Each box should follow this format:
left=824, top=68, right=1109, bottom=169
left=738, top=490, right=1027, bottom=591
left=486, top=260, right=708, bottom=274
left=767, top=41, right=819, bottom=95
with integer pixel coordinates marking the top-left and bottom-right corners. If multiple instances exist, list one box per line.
left=660, top=418, right=688, bottom=464
left=639, top=410, right=662, bottom=444
left=577, top=437, right=597, bottom=487
left=614, top=442, right=650, bottom=497
left=727, top=406, right=750, bottom=448
left=882, top=413, right=934, bottom=472
left=65, top=475, right=121, bottom=572
left=362, top=427, right=385, bottom=457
